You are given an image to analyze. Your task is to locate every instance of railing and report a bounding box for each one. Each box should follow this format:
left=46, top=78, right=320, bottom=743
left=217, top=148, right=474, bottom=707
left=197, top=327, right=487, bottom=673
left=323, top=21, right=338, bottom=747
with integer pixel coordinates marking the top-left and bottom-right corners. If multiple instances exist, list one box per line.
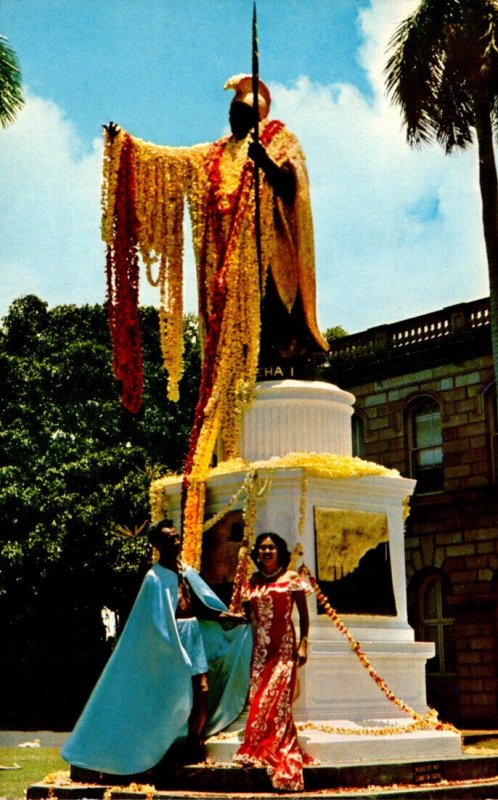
left=328, top=297, right=490, bottom=362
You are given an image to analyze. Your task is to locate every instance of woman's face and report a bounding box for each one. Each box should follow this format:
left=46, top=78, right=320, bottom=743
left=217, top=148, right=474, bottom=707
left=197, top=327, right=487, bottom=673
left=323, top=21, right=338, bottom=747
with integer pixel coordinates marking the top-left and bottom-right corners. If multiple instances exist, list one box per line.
left=258, top=536, right=279, bottom=574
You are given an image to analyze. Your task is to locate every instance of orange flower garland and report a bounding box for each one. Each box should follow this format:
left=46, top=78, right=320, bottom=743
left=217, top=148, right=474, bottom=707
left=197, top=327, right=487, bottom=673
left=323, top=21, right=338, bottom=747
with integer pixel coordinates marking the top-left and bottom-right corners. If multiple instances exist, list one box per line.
left=299, top=563, right=458, bottom=735
left=229, top=469, right=258, bottom=614
left=180, top=140, right=258, bottom=567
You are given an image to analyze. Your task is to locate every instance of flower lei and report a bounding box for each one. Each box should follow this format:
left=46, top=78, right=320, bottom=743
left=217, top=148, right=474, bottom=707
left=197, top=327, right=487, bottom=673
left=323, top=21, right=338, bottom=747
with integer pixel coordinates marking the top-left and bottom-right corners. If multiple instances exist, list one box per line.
left=298, top=562, right=458, bottom=735
left=180, top=169, right=253, bottom=568
left=150, top=452, right=406, bottom=546
left=180, top=121, right=286, bottom=569
left=228, top=469, right=259, bottom=614
left=102, top=131, right=198, bottom=407
left=44, top=767, right=498, bottom=794
left=102, top=122, right=288, bottom=568
left=211, top=578, right=460, bottom=742
left=206, top=452, right=401, bottom=482
left=104, top=132, right=143, bottom=414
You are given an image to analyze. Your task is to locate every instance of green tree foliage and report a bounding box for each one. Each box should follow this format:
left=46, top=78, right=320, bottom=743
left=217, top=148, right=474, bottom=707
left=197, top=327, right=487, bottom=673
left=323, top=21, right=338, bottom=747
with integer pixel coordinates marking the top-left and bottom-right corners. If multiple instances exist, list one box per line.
left=0, top=34, right=24, bottom=128
left=385, top=0, right=498, bottom=388
left=325, top=325, right=348, bottom=349
left=0, top=296, right=200, bottom=726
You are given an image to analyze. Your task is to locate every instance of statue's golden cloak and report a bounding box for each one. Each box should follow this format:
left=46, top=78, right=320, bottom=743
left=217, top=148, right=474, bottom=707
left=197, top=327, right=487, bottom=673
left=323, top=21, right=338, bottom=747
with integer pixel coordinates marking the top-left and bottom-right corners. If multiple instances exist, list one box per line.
left=102, top=120, right=326, bottom=384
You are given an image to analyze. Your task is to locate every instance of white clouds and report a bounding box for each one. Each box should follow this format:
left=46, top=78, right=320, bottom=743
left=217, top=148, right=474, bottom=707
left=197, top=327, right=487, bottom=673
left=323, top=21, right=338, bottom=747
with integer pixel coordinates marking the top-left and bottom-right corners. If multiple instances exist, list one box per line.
left=1, top=93, right=104, bottom=315
left=269, top=0, right=488, bottom=333
left=0, top=0, right=491, bottom=334
left=0, top=92, right=198, bottom=319
left=357, top=0, right=419, bottom=100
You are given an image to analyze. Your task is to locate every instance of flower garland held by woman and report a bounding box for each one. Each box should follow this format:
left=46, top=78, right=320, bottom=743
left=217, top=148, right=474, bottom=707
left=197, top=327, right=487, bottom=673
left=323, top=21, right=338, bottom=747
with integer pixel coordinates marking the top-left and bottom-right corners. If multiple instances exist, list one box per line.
left=233, top=532, right=317, bottom=791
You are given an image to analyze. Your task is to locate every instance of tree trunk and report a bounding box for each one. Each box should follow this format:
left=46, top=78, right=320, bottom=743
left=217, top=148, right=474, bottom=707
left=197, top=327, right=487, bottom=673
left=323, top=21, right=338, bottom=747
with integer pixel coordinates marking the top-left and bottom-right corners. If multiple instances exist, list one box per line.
left=474, top=101, right=498, bottom=397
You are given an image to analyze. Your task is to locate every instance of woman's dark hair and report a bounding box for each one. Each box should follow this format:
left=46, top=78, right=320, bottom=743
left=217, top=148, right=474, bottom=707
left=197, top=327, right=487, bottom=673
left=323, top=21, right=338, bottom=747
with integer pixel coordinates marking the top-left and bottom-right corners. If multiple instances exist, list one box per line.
left=250, top=532, right=291, bottom=569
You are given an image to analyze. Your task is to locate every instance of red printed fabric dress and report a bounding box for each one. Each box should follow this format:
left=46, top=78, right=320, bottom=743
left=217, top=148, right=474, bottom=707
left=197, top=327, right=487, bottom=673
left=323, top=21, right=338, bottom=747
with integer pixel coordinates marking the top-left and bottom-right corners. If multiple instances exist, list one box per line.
left=233, top=575, right=316, bottom=790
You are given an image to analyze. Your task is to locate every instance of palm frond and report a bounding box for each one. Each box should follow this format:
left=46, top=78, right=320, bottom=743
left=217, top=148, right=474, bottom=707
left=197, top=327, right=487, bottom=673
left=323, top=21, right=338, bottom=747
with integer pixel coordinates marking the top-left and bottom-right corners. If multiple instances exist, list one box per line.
left=112, top=520, right=148, bottom=539
left=435, top=61, right=474, bottom=151
left=477, top=2, right=498, bottom=99
left=385, top=3, right=451, bottom=145
left=384, top=0, right=498, bottom=151
left=0, top=34, right=24, bottom=128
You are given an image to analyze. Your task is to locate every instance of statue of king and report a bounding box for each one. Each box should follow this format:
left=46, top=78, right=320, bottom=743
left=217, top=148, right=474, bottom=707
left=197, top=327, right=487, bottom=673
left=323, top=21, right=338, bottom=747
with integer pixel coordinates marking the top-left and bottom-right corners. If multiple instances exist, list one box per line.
left=102, top=74, right=328, bottom=556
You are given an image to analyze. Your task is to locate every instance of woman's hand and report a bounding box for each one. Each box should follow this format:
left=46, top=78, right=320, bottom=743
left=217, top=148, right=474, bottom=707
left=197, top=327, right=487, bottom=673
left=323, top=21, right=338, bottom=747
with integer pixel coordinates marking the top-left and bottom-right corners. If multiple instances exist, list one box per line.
left=218, top=610, right=248, bottom=627
left=296, top=637, right=308, bottom=667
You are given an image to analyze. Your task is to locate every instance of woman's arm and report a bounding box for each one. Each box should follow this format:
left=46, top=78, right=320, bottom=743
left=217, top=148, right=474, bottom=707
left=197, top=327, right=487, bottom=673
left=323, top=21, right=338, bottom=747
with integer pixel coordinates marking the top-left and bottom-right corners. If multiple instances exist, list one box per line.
left=294, top=589, right=309, bottom=667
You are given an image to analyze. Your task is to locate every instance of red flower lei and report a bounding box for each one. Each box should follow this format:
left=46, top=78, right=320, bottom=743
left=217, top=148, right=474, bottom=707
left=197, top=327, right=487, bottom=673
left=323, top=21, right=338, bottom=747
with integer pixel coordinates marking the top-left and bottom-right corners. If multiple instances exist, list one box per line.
left=106, top=133, right=143, bottom=414
left=205, top=119, right=285, bottom=215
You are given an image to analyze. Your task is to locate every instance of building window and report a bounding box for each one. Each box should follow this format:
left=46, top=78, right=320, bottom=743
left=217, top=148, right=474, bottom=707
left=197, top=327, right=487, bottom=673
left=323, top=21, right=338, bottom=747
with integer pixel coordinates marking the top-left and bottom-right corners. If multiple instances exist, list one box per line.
left=485, top=384, right=498, bottom=483
left=409, top=398, right=443, bottom=493
left=351, top=412, right=365, bottom=459
left=418, top=574, right=456, bottom=676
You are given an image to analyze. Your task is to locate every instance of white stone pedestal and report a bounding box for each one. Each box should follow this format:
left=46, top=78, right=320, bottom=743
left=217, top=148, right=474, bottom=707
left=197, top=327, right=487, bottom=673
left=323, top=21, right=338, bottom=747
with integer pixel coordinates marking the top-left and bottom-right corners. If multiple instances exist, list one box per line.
left=239, top=379, right=355, bottom=460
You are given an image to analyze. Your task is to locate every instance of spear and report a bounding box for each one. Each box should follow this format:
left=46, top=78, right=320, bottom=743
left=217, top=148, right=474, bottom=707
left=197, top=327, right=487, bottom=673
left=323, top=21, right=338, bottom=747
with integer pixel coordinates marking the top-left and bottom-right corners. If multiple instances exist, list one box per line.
left=252, top=1, right=263, bottom=291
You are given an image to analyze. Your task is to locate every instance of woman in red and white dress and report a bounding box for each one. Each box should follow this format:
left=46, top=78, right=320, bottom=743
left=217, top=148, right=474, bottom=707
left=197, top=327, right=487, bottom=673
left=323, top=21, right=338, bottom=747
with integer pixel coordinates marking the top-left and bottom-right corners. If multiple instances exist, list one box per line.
left=233, top=532, right=316, bottom=791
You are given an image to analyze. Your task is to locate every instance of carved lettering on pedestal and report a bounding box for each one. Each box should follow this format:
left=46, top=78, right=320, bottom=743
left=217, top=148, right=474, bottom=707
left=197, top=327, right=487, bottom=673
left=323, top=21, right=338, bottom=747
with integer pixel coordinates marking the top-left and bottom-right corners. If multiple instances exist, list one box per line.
left=413, top=763, right=442, bottom=784
left=256, top=364, right=295, bottom=380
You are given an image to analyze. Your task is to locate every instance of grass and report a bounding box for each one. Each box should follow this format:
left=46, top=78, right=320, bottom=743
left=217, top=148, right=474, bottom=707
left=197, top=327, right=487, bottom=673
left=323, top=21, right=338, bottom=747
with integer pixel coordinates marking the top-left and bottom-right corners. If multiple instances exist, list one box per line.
left=0, top=747, right=67, bottom=800
left=463, top=736, right=498, bottom=755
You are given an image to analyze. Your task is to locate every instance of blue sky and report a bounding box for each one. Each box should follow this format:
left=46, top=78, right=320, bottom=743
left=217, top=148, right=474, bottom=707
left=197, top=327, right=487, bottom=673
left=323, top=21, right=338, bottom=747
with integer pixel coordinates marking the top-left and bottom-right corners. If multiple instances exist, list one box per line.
left=0, top=0, right=489, bottom=333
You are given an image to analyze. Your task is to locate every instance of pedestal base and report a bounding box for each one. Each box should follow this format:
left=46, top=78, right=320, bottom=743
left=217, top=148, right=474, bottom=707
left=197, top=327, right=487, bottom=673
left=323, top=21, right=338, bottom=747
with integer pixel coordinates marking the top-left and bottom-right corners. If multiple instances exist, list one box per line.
left=206, top=720, right=462, bottom=765
left=294, top=639, right=435, bottom=722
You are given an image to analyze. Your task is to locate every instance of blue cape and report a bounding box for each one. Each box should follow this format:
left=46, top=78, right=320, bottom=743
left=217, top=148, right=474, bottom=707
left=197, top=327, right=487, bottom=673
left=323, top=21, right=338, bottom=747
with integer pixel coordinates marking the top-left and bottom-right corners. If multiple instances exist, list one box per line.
left=61, top=564, right=251, bottom=774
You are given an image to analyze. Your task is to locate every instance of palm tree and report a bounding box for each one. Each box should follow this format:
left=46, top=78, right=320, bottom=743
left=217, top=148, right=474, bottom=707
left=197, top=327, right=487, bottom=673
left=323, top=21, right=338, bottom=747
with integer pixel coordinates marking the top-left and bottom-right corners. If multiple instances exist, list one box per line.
left=0, top=34, right=24, bottom=128
left=385, top=0, right=498, bottom=389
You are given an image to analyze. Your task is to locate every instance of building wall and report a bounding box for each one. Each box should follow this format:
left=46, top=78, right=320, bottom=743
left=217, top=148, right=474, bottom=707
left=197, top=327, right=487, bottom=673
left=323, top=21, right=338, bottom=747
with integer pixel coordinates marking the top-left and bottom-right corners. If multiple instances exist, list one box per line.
left=328, top=298, right=498, bottom=726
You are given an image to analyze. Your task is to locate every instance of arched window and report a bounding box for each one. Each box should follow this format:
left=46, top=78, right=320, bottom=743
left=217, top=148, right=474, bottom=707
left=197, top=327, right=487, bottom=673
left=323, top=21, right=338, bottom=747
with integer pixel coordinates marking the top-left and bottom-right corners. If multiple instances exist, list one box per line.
left=408, top=398, right=443, bottom=493
left=418, top=573, right=456, bottom=676
left=351, top=412, right=365, bottom=459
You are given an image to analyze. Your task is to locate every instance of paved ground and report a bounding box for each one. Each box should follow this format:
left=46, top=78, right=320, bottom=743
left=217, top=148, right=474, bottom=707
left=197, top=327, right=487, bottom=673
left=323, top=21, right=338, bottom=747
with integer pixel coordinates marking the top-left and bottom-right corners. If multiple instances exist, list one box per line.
left=0, top=731, right=69, bottom=748
left=2, top=730, right=498, bottom=751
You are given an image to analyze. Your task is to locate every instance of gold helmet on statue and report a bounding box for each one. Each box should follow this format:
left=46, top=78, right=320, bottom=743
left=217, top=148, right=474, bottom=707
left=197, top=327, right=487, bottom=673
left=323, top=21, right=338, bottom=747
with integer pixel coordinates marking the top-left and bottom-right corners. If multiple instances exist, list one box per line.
left=224, top=73, right=271, bottom=119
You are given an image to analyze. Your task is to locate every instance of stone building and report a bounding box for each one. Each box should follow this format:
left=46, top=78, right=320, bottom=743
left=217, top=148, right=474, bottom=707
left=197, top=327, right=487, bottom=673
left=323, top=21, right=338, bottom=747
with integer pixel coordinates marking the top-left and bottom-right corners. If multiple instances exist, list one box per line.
left=327, top=297, right=497, bottom=727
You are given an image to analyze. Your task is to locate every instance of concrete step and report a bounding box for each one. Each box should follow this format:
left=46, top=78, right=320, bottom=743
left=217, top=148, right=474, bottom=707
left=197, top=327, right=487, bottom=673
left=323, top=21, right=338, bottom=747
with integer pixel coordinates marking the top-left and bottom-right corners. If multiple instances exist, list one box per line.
left=27, top=752, right=498, bottom=800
